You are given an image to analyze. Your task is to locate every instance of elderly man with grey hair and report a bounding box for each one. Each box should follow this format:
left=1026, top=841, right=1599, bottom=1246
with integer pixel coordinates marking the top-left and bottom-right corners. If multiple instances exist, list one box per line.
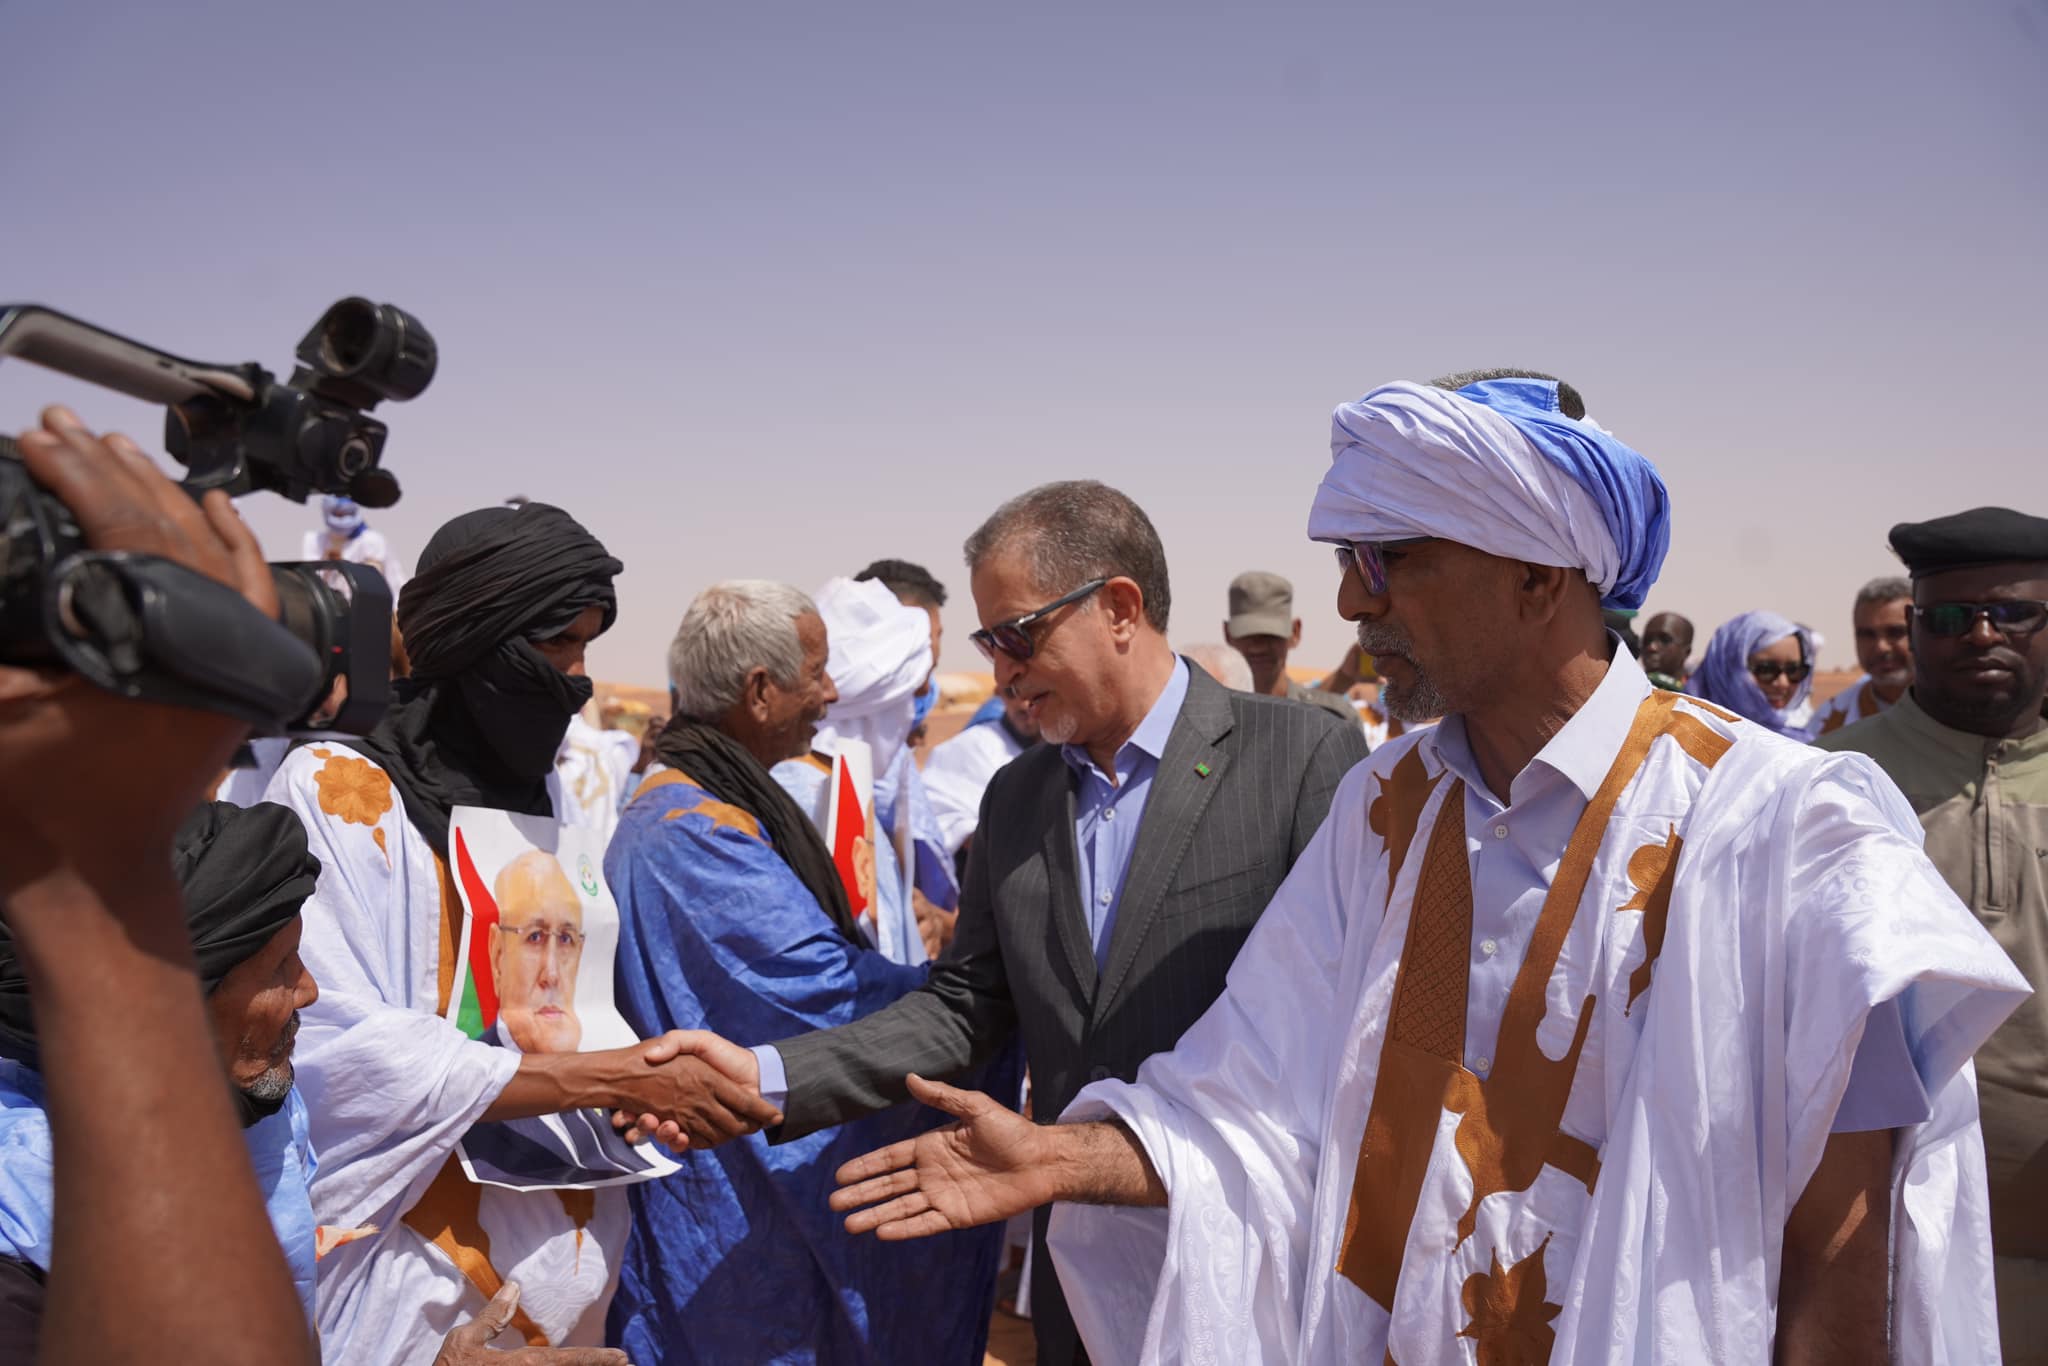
left=1811, top=575, right=1915, bottom=738
left=602, top=579, right=1012, bottom=1364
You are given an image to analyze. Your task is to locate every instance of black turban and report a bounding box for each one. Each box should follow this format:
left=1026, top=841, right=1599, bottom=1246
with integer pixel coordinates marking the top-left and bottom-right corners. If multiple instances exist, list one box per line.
left=1890, top=506, right=2048, bottom=578
left=0, top=801, right=320, bottom=1067
left=355, top=503, right=623, bottom=855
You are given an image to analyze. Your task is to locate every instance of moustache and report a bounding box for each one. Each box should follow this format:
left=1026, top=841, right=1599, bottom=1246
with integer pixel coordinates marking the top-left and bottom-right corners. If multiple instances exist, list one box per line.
left=1355, top=622, right=1413, bottom=657
left=271, top=1010, right=301, bottom=1063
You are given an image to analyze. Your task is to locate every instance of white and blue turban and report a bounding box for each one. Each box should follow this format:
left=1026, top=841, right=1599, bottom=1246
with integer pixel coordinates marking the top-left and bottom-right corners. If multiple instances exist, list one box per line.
left=1306, top=378, right=1670, bottom=612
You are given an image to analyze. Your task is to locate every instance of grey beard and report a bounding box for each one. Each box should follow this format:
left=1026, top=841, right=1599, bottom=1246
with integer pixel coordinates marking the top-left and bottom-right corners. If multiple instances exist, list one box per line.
left=1356, top=623, right=1450, bottom=722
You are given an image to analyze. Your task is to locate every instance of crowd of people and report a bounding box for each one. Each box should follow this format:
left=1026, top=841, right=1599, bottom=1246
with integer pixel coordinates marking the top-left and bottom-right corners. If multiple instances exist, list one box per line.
left=0, top=365, right=2041, bottom=1366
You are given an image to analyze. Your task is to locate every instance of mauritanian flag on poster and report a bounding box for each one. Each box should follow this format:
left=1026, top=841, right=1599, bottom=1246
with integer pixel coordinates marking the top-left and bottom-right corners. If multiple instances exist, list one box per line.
left=824, top=739, right=877, bottom=929
left=438, top=806, right=679, bottom=1190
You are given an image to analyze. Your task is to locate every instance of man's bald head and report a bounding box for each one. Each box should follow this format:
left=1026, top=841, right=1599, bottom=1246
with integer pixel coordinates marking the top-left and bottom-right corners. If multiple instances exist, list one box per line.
left=489, top=850, right=585, bottom=1054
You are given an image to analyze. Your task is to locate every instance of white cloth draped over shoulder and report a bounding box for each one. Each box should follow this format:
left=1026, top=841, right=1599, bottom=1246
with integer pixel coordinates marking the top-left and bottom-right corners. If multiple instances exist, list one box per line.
left=1049, top=681, right=2026, bottom=1364
left=553, top=710, right=640, bottom=844
left=921, top=719, right=1028, bottom=855
left=264, top=743, right=626, bottom=1365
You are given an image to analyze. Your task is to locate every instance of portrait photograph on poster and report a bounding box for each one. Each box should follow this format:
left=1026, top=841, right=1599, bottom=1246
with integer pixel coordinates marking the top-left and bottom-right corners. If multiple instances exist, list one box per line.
left=443, top=806, right=682, bottom=1190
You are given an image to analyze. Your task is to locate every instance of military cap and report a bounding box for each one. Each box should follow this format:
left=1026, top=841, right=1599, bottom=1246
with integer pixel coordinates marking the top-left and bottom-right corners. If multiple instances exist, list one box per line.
left=1889, top=506, right=2048, bottom=578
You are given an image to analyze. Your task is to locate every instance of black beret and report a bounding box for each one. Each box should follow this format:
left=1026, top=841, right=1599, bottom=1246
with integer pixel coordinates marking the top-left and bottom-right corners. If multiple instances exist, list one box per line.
left=1889, top=506, right=2048, bottom=578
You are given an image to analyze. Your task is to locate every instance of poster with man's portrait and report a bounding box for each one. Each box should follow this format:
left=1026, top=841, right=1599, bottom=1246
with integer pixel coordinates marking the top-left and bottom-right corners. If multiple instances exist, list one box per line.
left=442, top=806, right=681, bottom=1191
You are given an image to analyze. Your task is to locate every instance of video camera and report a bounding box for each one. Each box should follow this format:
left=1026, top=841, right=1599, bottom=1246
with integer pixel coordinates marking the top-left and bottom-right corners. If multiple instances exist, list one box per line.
left=0, top=299, right=435, bottom=733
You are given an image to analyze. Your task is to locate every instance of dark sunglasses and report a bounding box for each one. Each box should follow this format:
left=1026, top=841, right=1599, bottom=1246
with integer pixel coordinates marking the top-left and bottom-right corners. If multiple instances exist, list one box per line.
left=1912, top=600, right=2048, bottom=639
left=1332, top=537, right=1436, bottom=596
left=969, top=578, right=1108, bottom=663
left=1748, top=660, right=1812, bottom=684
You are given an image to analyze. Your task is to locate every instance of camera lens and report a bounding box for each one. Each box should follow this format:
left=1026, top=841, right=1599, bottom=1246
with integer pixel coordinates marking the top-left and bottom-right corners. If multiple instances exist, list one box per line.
left=319, top=300, right=380, bottom=374
left=304, top=298, right=437, bottom=403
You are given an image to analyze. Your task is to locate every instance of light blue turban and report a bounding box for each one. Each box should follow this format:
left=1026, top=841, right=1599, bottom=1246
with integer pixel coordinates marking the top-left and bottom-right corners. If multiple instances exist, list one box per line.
left=1308, top=378, right=1671, bottom=612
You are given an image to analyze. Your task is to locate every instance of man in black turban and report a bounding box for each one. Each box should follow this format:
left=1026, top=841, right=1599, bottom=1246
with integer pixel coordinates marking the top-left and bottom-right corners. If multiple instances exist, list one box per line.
left=0, top=801, right=326, bottom=1356
left=356, top=502, right=625, bottom=855
left=258, top=502, right=778, bottom=1363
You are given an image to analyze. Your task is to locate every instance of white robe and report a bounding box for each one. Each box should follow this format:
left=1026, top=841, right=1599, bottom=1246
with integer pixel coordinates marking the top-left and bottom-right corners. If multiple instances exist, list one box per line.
left=265, top=744, right=627, bottom=1365
left=920, top=720, right=1026, bottom=855
left=553, top=712, right=640, bottom=846
left=1050, top=685, right=2026, bottom=1365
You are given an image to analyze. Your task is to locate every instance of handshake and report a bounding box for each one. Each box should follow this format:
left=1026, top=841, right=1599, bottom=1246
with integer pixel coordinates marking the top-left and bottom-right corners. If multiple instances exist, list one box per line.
left=598, top=1030, right=776, bottom=1152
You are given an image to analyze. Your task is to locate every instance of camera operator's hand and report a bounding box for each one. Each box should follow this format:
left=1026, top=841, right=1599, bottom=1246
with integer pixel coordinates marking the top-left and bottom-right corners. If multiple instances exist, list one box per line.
left=0, top=406, right=275, bottom=885
left=1, top=404, right=314, bottom=1364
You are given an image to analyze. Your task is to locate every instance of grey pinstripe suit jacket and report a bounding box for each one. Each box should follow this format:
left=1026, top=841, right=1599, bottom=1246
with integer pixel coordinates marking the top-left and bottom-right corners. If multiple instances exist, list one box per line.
left=773, top=663, right=1367, bottom=1364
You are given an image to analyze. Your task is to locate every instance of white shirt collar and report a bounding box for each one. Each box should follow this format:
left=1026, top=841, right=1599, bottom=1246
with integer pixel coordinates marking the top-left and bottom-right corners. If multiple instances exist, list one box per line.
left=1435, top=633, right=1651, bottom=804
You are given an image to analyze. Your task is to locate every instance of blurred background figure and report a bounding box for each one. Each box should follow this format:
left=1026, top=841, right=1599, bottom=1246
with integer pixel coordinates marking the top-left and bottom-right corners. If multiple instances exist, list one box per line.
left=1640, top=610, right=1694, bottom=690
left=1180, top=641, right=1252, bottom=692
left=1222, top=571, right=1357, bottom=723
left=302, top=495, right=407, bottom=594
left=1811, top=576, right=1913, bottom=737
left=1687, top=610, right=1818, bottom=738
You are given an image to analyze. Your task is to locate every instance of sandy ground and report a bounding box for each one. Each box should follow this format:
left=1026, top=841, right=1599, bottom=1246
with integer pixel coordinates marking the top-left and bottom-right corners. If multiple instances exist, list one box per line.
left=984, top=1309, right=1036, bottom=1366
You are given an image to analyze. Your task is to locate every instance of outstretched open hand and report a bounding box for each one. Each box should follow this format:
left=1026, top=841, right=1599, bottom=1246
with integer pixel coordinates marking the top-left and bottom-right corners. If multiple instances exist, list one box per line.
left=828, top=1074, right=1053, bottom=1240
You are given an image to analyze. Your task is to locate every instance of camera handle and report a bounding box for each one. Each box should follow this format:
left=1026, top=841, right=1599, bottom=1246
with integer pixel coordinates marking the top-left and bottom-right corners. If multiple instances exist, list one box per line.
left=42, top=551, right=324, bottom=731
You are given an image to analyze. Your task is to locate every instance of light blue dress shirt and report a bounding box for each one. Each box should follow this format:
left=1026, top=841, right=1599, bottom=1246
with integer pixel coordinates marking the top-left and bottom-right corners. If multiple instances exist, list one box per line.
left=1061, top=659, right=1189, bottom=970
left=1428, top=638, right=1924, bottom=1132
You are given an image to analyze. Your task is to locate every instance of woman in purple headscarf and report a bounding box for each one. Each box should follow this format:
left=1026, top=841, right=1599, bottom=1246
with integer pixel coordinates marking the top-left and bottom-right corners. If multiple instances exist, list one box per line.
left=1687, top=610, right=1819, bottom=738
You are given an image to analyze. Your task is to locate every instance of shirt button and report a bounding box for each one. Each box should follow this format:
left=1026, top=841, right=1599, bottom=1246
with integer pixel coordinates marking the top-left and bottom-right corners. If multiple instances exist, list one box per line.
left=1102, top=808, right=1114, bottom=821
left=1493, top=824, right=1509, bottom=840
left=1472, top=1055, right=1492, bottom=1073
left=1480, top=938, right=1499, bottom=956
left=1098, top=892, right=1111, bottom=906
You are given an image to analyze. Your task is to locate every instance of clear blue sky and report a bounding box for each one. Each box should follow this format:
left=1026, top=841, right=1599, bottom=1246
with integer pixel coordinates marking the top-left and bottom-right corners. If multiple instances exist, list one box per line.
left=5, top=0, right=2045, bottom=686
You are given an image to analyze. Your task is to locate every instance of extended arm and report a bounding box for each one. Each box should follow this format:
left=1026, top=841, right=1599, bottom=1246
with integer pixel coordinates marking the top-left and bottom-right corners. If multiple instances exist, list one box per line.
left=1774, top=1127, right=1894, bottom=1365
left=770, top=775, right=1022, bottom=1138
left=0, top=410, right=313, bottom=1365
left=829, top=1074, right=1164, bottom=1240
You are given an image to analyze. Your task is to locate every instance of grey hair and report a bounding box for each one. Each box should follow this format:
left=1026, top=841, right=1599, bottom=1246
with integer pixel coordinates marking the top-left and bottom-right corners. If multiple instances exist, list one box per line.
left=962, top=480, right=1172, bottom=631
left=1180, top=642, right=1254, bottom=692
left=1855, top=576, right=1912, bottom=610
left=667, top=580, right=817, bottom=722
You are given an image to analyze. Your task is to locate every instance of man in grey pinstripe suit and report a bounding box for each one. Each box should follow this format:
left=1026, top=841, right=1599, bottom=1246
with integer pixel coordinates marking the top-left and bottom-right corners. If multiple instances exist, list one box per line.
left=719, top=481, right=1367, bottom=1365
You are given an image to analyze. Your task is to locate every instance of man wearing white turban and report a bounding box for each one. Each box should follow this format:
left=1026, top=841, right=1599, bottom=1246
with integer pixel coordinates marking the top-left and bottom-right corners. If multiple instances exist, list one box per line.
left=828, top=372, right=2027, bottom=1365
left=775, top=576, right=960, bottom=964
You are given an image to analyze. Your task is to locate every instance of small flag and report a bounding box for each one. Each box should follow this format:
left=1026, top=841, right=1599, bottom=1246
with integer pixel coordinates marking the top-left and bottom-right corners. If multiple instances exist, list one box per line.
left=1194, top=762, right=1212, bottom=778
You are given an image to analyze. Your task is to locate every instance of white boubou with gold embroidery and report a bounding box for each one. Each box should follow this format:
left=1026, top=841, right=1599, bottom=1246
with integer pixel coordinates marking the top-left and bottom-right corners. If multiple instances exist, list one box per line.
left=1050, top=679, right=2026, bottom=1365
left=264, top=744, right=628, bottom=1365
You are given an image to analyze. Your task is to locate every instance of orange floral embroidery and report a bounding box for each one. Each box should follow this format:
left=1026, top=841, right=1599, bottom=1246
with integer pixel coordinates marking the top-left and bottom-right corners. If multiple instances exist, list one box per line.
left=315, top=752, right=394, bottom=861
left=1457, top=1237, right=1561, bottom=1366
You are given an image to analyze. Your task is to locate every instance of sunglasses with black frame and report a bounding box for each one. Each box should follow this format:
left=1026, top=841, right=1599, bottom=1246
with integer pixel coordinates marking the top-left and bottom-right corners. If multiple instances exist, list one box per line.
left=969, top=578, right=1110, bottom=663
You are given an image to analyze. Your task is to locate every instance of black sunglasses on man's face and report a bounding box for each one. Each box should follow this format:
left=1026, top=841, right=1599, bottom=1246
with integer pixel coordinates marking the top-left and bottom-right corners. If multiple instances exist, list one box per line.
left=969, top=578, right=1109, bottom=663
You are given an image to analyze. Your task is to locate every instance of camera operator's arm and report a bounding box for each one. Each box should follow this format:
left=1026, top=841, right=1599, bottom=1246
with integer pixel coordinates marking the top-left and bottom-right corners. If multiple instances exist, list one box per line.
left=0, top=409, right=314, bottom=1366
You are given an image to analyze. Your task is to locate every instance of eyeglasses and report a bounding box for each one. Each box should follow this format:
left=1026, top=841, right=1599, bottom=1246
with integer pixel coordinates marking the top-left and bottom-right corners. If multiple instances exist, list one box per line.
left=1911, top=600, right=2048, bottom=639
left=969, top=579, right=1109, bottom=663
left=1748, top=660, right=1812, bottom=684
left=1332, top=538, right=1435, bottom=596
left=495, top=921, right=586, bottom=954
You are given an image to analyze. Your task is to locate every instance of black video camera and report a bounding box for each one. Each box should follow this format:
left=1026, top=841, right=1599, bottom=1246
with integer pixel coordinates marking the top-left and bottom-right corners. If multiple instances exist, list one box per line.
left=0, top=299, right=435, bottom=733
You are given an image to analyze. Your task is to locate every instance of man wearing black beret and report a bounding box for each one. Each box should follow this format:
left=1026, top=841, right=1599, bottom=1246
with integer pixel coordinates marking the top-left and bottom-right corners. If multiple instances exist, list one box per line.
left=1817, top=504, right=2048, bottom=1363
